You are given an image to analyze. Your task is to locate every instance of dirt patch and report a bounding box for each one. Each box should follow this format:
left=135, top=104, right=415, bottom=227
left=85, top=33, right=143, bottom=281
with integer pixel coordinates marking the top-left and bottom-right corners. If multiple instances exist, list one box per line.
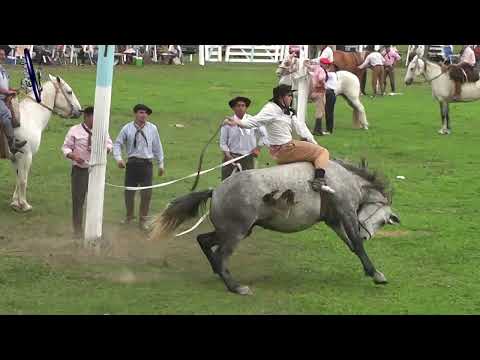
left=0, top=220, right=211, bottom=277
left=376, top=229, right=410, bottom=237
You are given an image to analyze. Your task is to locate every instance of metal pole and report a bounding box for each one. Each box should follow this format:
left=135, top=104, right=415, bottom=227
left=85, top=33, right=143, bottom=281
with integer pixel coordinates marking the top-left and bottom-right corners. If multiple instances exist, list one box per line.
left=296, top=45, right=309, bottom=123
left=84, top=45, right=115, bottom=252
left=199, top=45, right=205, bottom=66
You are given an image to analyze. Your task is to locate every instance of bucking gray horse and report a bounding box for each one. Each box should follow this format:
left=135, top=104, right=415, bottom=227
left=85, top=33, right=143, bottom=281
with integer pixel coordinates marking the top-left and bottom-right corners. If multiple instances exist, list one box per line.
left=151, top=160, right=400, bottom=295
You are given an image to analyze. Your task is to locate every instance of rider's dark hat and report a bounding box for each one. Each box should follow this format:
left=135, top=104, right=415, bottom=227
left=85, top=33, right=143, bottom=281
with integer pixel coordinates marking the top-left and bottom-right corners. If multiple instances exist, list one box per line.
left=228, top=96, right=251, bottom=108
left=133, top=104, right=152, bottom=115
left=272, top=84, right=296, bottom=99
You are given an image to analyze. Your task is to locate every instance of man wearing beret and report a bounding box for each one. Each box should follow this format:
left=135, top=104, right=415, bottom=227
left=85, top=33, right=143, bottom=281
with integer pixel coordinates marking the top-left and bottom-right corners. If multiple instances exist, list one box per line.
left=113, top=104, right=165, bottom=230
left=220, top=96, right=268, bottom=180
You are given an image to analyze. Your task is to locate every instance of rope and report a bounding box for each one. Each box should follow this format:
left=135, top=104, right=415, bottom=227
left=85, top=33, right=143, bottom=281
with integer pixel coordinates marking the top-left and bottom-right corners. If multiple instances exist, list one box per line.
left=105, top=153, right=251, bottom=191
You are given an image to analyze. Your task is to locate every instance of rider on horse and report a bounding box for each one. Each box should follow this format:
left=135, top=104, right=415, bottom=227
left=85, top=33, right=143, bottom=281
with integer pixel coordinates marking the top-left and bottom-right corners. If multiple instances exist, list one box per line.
left=450, top=45, right=479, bottom=101
left=224, top=84, right=335, bottom=194
left=0, top=48, right=27, bottom=155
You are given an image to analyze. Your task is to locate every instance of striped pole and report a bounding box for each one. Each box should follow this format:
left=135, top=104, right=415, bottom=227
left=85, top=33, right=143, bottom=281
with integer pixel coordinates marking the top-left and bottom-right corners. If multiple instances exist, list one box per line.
left=84, top=45, right=115, bottom=251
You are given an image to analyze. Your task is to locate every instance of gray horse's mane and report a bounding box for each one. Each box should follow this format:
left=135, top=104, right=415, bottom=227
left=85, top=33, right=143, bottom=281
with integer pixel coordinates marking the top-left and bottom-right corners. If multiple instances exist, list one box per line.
left=333, top=158, right=393, bottom=203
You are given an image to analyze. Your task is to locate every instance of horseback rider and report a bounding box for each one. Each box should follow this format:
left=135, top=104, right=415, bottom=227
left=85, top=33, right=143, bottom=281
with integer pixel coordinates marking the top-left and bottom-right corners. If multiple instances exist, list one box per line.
left=450, top=45, right=478, bottom=101
left=224, top=84, right=335, bottom=194
left=0, top=48, right=27, bottom=155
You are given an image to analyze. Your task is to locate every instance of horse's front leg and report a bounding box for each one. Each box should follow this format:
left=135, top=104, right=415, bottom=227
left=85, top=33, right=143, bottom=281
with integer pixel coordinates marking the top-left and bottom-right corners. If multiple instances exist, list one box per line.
left=16, top=152, right=33, bottom=212
left=438, top=101, right=450, bottom=135
left=341, top=211, right=387, bottom=285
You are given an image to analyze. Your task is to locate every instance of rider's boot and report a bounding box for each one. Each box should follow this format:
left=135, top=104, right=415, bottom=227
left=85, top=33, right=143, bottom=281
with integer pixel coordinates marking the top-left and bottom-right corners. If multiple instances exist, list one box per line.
left=309, top=168, right=335, bottom=194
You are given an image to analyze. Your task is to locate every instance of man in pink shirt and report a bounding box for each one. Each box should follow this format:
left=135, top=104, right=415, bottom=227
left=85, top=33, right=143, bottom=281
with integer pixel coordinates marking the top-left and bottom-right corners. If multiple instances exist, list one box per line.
left=382, top=45, right=401, bottom=93
left=62, top=106, right=113, bottom=238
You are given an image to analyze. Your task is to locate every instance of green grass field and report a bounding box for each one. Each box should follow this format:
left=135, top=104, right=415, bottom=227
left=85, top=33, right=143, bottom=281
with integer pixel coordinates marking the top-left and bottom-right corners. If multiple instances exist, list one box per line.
left=0, top=54, right=479, bottom=314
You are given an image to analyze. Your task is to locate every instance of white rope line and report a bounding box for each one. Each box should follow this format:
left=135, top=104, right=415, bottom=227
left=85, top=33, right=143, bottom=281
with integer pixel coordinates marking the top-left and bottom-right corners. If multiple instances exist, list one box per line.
left=105, top=153, right=251, bottom=191
left=175, top=210, right=210, bottom=237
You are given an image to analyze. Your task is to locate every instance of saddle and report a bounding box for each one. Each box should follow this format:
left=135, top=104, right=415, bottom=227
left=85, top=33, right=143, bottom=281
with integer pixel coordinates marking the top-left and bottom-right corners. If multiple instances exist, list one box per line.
left=448, top=63, right=480, bottom=83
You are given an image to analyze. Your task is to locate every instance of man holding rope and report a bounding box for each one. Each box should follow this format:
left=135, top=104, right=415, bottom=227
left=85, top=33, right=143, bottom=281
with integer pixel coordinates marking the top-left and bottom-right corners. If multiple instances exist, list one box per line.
left=220, top=96, right=267, bottom=180
left=0, top=48, right=27, bottom=155
left=62, top=106, right=113, bottom=239
left=113, top=104, right=164, bottom=230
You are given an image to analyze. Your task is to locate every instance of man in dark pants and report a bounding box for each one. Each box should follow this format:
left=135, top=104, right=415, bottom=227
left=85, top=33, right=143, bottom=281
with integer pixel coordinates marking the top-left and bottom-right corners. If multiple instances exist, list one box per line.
left=113, top=104, right=165, bottom=230
left=62, top=106, right=113, bottom=238
left=314, top=58, right=337, bottom=135
left=220, top=96, right=267, bottom=180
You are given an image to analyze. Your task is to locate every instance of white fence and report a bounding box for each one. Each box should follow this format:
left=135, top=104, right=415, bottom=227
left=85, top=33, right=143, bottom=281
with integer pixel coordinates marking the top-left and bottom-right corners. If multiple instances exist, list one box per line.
left=225, top=45, right=283, bottom=63
left=205, top=45, right=223, bottom=62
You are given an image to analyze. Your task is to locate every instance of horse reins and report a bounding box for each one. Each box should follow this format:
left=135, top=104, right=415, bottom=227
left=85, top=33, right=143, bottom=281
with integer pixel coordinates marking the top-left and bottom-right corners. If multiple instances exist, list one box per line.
left=357, top=201, right=389, bottom=239
left=417, top=58, right=446, bottom=83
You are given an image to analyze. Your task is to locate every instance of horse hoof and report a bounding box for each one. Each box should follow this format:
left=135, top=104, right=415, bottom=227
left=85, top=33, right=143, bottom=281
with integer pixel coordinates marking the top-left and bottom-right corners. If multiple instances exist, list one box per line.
left=235, top=285, right=253, bottom=296
left=373, top=271, right=388, bottom=285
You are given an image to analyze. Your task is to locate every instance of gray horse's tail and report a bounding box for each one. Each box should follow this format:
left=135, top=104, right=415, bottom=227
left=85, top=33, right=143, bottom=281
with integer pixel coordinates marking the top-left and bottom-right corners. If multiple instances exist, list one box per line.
left=149, top=189, right=213, bottom=241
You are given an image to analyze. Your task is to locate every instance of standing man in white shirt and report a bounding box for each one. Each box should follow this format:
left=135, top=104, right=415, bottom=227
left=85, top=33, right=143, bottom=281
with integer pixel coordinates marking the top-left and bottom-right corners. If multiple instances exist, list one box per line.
left=220, top=96, right=267, bottom=180
left=318, top=58, right=338, bottom=135
left=358, top=47, right=386, bottom=97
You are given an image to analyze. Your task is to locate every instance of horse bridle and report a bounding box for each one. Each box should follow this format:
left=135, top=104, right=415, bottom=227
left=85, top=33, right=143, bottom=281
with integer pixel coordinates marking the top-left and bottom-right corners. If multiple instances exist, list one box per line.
left=414, top=57, right=446, bottom=83
left=357, top=201, right=389, bottom=239
left=26, top=80, right=76, bottom=118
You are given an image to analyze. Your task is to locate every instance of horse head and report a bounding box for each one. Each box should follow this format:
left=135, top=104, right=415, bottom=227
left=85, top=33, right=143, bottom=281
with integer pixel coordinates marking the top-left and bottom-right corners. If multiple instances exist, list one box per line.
left=347, top=160, right=400, bottom=241
left=357, top=187, right=400, bottom=241
left=47, top=74, right=83, bottom=118
left=404, top=55, right=425, bottom=85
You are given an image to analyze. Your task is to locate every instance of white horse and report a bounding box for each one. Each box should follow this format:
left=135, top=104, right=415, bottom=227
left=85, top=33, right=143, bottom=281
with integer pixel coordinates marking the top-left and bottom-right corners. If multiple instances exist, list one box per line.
left=277, top=56, right=369, bottom=130
left=9, top=75, right=82, bottom=211
left=404, top=55, right=480, bottom=135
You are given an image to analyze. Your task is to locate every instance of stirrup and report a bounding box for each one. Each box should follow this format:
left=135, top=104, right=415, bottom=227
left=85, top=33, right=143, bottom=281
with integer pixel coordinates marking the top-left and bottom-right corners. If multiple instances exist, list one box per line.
left=320, top=185, right=336, bottom=194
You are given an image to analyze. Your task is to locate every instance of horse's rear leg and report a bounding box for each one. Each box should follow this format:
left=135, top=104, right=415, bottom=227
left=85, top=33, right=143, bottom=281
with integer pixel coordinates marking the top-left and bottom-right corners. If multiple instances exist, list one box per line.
left=215, top=230, right=252, bottom=295
left=197, top=231, right=221, bottom=274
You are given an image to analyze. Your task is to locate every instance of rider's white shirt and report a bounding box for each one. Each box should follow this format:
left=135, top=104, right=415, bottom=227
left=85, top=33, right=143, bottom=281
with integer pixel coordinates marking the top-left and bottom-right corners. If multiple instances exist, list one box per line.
left=238, top=102, right=317, bottom=146
left=325, top=72, right=337, bottom=91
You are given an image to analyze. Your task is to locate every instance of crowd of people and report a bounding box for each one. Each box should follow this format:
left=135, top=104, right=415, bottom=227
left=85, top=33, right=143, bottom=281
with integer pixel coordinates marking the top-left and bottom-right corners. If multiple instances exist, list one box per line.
left=1, top=45, right=188, bottom=66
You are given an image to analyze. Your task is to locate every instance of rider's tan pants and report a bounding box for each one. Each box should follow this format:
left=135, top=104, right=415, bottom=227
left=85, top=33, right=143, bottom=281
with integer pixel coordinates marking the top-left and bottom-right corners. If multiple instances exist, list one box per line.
left=273, top=140, right=330, bottom=169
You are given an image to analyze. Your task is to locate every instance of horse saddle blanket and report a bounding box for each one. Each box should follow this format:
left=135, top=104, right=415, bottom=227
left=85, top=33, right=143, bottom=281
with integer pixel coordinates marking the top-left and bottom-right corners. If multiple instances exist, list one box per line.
left=4, top=96, right=21, bottom=128
left=448, top=63, right=480, bottom=83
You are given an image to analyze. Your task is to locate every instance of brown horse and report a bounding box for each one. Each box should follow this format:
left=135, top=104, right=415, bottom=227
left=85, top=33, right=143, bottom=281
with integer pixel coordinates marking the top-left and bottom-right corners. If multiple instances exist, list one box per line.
left=333, top=51, right=368, bottom=95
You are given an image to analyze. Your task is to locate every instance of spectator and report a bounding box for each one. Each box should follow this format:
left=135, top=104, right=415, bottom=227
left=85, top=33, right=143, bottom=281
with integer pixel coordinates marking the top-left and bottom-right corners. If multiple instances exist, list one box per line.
left=62, top=106, right=113, bottom=239
left=382, top=45, right=401, bottom=93
left=220, top=96, right=267, bottom=180
left=113, top=104, right=165, bottom=230
left=358, top=48, right=386, bottom=96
